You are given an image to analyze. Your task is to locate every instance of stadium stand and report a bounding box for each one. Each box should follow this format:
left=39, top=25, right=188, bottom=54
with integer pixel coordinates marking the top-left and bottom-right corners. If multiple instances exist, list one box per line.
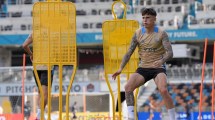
left=188, top=0, right=215, bottom=29
left=140, top=82, right=214, bottom=112
left=0, top=0, right=199, bottom=32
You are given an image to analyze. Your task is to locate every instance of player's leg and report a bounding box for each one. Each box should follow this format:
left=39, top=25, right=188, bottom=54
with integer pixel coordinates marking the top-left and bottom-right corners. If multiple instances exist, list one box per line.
left=42, top=85, right=48, bottom=108
left=40, top=70, right=53, bottom=107
left=124, top=73, right=145, bottom=119
left=35, top=70, right=51, bottom=120
left=154, top=73, right=176, bottom=120
left=36, top=85, right=48, bottom=119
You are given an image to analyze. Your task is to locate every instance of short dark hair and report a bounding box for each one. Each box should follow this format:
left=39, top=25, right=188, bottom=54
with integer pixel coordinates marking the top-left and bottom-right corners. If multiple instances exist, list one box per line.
left=141, top=8, right=157, bottom=16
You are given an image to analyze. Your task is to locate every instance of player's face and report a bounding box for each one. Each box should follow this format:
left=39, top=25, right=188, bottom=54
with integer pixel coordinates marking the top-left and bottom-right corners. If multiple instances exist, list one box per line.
left=142, top=14, right=156, bottom=28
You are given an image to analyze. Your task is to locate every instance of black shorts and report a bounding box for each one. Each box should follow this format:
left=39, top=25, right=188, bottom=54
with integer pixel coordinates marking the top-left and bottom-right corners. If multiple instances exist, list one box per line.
left=136, top=68, right=166, bottom=83
left=33, top=70, right=53, bottom=87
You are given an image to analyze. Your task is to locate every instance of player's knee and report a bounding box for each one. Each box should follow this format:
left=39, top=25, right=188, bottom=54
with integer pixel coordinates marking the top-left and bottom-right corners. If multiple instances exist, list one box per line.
left=124, top=83, right=134, bottom=92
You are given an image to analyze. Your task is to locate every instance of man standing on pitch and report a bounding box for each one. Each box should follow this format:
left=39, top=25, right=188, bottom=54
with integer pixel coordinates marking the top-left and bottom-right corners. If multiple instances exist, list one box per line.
left=112, top=8, right=176, bottom=120
left=22, top=34, right=53, bottom=120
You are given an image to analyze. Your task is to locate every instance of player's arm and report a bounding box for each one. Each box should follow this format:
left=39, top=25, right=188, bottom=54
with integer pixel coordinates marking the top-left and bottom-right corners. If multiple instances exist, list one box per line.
left=22, top=34, right=33, bottom=60
left=22, top=34, right=33, bottom=55
left=161, top=31, right=173, bottom=63
left=119, top=34, right=138, bottom=70
left=112, top=33, right=138, bottom=80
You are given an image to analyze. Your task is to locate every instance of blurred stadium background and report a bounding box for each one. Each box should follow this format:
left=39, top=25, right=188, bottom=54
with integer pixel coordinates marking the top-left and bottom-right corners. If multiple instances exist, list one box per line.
left=0, top=0, right=214, bottom=120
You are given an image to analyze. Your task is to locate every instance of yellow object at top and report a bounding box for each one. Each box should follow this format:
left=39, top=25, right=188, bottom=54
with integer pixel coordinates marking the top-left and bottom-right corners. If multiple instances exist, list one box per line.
left=102, top=20, right=139, bottom=74
left=32, top=1, right=76, bottom=66
left=102, top=0, right=139, bottom=74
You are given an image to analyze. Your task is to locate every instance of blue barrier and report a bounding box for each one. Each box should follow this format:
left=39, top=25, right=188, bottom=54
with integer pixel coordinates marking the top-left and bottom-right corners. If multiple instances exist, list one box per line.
left=0, top=28, right=215, bottom=45
left=137, top=112, right=215, bottom=120
left=138, top=112, right=161, bottom=120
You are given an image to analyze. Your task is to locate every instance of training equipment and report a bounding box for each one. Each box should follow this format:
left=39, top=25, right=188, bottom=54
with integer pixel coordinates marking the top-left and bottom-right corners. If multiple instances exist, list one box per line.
left=102, top=0, right=139, bottom=120
left=32, top=0, right=77, bottom=120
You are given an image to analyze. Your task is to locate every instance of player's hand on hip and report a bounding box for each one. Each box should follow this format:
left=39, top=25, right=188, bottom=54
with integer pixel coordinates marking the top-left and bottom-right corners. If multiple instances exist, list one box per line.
left=153, top=60, right=163, bottom=67
left=112, top=69, right=122, bottom=80
left=30, top=55, right=33, bottom=62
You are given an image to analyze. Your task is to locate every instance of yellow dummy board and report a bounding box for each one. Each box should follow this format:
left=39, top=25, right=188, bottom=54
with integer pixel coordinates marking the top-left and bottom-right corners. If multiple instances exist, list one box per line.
left=102, top=20, right=139, bottom=74
left=32, top=2, right=77, bottom=120
left=32, top=2, right=76, bottom=65
left=102, top=1, right=140, bottom=120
